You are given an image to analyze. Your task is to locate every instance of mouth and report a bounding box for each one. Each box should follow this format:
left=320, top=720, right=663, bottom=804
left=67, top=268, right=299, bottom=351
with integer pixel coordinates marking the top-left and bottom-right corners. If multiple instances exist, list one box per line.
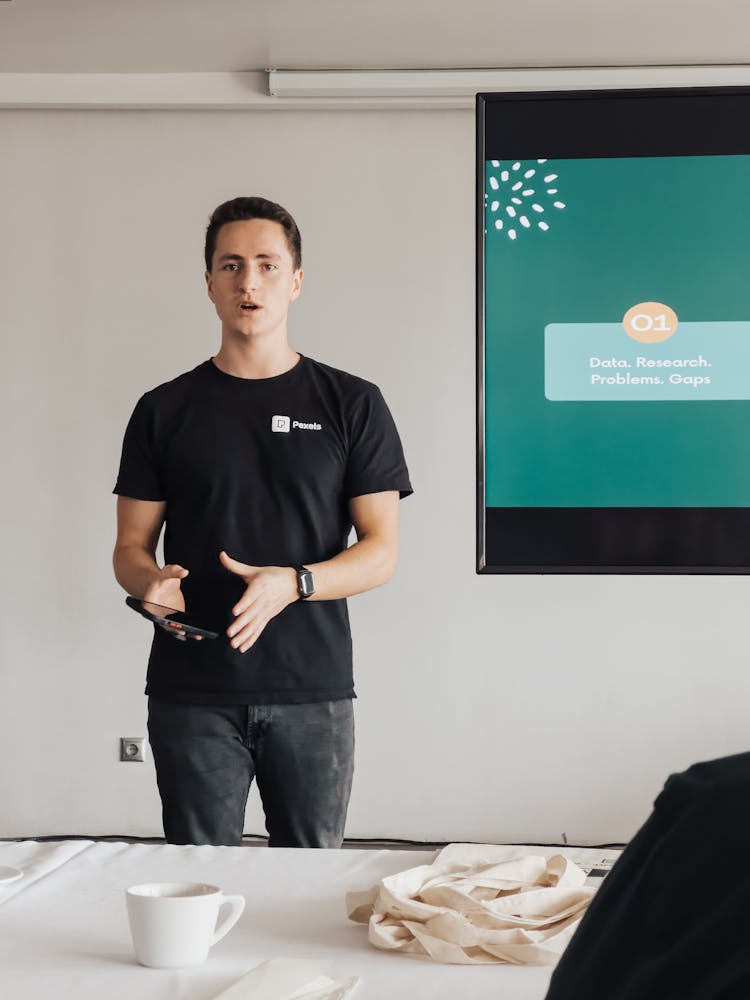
left=239, top=302, right=261, bottom=312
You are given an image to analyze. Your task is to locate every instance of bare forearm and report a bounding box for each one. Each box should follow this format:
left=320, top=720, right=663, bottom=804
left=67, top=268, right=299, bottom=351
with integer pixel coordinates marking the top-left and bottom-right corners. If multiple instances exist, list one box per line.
left=113, top=545, right=162, bottom=599
left=305, top=535, right=397, bottom=601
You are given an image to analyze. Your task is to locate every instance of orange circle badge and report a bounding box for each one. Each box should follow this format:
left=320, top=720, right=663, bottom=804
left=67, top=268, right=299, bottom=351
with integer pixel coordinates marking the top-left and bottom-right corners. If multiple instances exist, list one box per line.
left=622, top=302, right=678, bottom=343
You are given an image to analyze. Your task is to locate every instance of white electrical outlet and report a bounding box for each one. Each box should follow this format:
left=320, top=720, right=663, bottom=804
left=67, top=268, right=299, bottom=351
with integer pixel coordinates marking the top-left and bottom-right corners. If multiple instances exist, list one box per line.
left=120, top=737, right=146, bottom=762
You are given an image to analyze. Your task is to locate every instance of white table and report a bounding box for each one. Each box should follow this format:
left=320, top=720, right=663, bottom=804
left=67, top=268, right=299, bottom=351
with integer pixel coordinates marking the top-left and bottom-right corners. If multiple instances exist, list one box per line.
left=0, top=839, right=620, bottom=999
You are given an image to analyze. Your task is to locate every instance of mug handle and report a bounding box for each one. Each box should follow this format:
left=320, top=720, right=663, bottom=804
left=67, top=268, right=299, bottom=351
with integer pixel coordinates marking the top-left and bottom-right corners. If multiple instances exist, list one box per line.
left=212, top=894, right=245, bottom=946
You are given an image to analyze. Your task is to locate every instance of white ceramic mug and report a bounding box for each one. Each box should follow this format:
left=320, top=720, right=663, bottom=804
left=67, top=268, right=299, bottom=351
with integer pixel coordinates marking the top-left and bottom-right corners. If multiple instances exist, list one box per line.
left=126, top=881, right=245, bottom=968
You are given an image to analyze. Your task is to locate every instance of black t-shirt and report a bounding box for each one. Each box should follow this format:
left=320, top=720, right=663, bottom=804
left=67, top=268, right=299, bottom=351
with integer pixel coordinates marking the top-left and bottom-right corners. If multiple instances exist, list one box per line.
left=113, top=355, right=412, bottom=705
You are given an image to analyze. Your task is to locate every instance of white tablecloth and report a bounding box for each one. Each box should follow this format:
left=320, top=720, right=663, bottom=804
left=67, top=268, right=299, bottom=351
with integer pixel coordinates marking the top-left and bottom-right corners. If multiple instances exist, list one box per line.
left=0, top=840, right=620, bottom=999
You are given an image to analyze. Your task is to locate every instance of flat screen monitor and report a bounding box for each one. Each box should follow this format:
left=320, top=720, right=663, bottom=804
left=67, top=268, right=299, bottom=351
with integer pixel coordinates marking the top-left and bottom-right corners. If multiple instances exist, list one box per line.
left=477, top=86, right=750, bottom=573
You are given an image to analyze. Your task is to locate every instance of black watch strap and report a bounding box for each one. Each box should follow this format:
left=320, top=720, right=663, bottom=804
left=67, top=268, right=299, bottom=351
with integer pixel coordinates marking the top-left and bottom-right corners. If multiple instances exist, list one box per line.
left=294, top=565, right=315, bottom=599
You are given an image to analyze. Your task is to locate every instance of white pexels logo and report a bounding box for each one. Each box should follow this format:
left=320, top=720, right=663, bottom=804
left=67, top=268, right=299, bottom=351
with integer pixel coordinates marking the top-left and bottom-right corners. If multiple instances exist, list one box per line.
left=271, top=415, right=323, bottom=432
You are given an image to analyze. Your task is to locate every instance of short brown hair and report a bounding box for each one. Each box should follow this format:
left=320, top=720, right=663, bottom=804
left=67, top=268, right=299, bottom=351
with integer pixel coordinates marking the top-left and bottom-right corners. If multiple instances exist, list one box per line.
left=204, top=196, right=302, bottom=272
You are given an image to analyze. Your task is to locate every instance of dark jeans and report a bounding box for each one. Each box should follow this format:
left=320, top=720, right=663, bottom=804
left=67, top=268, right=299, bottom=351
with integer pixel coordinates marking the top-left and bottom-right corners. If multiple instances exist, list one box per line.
left=147, top=698, right=354, bottom=848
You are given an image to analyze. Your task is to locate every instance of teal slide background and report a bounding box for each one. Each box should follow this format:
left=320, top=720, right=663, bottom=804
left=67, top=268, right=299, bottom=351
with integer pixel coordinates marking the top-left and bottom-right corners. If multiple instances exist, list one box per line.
left=484, top=155, right=750, bottom=507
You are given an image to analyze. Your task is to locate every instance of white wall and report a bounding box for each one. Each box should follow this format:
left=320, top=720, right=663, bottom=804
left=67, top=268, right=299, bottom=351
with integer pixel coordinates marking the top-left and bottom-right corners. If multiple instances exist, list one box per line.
left=1, top=108, right=747, bottom=844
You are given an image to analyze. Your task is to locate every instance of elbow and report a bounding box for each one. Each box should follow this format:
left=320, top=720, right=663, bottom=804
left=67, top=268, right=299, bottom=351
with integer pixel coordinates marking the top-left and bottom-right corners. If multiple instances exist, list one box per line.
left=112, top=549, right=131, bottom=593
left=357, top=533, right=398, bottom=589
left=380, top=549, right=398, bottom=585
left=112, top=546, right=123, bottom=585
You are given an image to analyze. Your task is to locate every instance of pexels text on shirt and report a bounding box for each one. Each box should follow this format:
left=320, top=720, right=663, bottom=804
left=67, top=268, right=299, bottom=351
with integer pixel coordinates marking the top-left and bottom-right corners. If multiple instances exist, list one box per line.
left=271, top=415, right=322, bottom=433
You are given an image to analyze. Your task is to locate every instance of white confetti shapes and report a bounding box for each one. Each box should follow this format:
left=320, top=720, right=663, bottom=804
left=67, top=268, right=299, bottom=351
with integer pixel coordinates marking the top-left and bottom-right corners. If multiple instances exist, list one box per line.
left=485, top=158, right=566, bottom=240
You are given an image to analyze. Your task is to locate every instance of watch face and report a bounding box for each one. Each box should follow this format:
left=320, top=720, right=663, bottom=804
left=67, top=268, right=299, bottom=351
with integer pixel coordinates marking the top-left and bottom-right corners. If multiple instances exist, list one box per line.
left=298, top=570, right=315, bottom=598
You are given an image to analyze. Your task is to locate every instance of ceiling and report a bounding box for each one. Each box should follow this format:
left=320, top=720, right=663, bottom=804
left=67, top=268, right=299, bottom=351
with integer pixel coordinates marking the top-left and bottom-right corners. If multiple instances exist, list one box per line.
left=1, top=0, right=750, bottom=75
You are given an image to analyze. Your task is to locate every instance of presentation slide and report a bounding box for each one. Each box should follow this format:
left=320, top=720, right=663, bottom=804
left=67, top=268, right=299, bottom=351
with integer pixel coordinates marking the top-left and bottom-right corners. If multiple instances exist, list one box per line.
left=478, top=88, right=750, bottom=571
left=484, top=152, right=750, bottom=509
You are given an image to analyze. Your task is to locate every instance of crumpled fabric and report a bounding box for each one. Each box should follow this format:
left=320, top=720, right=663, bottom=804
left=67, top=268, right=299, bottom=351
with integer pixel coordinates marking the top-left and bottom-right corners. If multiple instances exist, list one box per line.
left=346, top=843, right=595, bottom=966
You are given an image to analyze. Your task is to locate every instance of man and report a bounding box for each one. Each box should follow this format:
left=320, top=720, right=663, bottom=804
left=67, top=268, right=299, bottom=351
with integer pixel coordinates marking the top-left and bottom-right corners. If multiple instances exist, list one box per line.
left=112, top=196, right=412, bottom=848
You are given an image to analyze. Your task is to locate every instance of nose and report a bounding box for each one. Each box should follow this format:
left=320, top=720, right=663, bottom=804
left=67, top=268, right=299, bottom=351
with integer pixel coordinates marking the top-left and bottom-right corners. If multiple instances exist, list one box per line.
left=237, top=266, right=258, bottom=293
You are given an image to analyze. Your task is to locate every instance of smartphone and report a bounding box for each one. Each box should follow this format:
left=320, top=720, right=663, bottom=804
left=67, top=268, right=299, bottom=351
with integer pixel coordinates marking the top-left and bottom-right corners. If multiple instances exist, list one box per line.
left=125, top=596, right=219, bottom=640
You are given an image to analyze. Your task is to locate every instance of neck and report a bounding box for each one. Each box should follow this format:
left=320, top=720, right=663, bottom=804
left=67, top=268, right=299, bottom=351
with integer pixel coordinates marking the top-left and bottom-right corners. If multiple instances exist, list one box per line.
left=212, top=337, right=300, bottom=380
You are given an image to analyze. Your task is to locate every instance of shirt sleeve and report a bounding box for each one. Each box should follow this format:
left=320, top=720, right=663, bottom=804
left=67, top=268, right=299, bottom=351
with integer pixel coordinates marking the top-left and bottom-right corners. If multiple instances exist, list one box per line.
left=112, top=392, right=166, bottom=501
left=344, top=384, right=413, bottom=500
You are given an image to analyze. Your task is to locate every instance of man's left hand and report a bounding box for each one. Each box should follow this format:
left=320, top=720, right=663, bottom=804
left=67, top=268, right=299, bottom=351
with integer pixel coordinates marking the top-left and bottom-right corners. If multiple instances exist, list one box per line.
left=219, top=550, right=299, bottom=653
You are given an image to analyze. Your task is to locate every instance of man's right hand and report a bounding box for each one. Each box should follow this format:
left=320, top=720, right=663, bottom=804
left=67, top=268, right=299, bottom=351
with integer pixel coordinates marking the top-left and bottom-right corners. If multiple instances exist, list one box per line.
left=143, top=563, right=189, bottom=610
left=142, top=565, right=202, bottom=641
left=113, top=499, right=202, bottom=640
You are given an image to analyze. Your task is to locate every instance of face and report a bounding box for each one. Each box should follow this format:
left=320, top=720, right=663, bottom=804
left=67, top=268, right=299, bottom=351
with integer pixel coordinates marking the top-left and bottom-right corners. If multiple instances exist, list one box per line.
left=205, top=218, right=303, bottom=343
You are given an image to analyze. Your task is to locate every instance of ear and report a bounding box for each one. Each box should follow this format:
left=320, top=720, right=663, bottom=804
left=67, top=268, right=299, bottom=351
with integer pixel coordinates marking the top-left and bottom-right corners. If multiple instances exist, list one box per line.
left=205, top=269, right=215, bottom=303
left=290, top=268, right=304, bottom=302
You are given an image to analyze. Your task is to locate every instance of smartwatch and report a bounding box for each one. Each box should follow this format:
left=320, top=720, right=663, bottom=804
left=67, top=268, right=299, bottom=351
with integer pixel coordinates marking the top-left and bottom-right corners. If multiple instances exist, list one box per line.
left=294, top=565, right=315, bottom=599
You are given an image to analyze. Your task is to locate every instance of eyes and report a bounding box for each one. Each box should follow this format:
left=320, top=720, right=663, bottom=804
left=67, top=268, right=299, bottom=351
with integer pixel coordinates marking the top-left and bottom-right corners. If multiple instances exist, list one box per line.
left=222, top=262, right=278, bottom=273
